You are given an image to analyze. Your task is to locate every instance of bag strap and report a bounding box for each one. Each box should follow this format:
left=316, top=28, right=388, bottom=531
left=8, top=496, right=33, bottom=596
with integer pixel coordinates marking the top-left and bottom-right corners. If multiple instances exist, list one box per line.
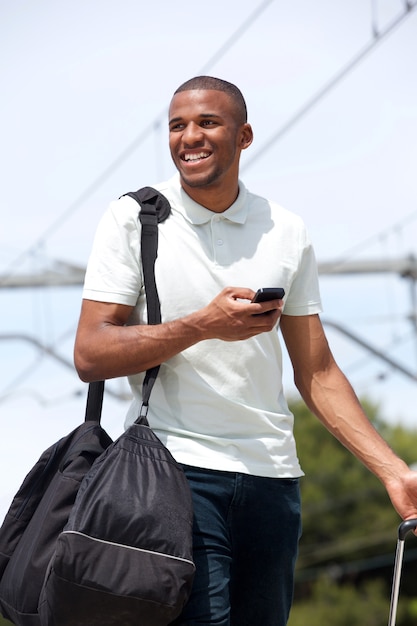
left=84, top=187, right=171, bottom=424
left=84, top=379, right=105, bottom=422
left=125, top=187, right=171, bottom=420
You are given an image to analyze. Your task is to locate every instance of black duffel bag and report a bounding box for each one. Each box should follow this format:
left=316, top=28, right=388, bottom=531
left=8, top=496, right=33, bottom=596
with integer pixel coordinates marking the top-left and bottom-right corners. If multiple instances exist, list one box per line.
left=39, top=412, right=195, bottom=626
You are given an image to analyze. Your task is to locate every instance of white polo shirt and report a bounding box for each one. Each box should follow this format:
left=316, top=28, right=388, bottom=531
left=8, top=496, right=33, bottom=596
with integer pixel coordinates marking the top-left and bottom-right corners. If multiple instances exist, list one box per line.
left=83, top=175, right=322, bottom=478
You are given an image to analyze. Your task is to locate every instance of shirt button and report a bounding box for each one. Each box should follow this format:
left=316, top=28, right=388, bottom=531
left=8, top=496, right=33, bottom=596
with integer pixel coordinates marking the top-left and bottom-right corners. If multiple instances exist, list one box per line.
left=217, top=239, right=224, bottom=246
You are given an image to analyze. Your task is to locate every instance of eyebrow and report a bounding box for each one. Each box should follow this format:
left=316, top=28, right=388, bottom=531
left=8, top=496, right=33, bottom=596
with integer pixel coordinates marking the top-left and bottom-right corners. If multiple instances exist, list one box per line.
left=169, top=113, right=222, bottom=126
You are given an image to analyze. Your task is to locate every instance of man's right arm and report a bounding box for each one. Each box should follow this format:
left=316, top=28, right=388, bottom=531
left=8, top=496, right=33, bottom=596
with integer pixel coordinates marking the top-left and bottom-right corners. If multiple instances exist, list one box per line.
left=74, top=287, right=283, bottom=382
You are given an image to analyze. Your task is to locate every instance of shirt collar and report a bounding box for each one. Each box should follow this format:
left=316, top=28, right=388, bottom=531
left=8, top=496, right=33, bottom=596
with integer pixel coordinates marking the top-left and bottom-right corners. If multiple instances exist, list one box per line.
left=169, top=174, right=249, bottom=225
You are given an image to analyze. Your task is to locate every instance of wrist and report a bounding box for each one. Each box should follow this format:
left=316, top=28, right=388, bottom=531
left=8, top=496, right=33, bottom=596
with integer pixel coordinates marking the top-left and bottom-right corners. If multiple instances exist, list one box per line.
left=375, top=457, right=410, bottom=487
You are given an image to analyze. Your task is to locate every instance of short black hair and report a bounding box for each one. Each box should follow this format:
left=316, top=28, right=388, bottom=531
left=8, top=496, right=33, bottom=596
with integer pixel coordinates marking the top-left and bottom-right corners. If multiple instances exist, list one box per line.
left=174, top=76, right=248, bottom=124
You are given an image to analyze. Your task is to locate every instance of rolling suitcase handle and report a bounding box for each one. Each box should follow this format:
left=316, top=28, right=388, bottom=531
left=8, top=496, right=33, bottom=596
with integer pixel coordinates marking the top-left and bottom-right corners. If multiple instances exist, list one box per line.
left=388, top=518, right=417, bottom=626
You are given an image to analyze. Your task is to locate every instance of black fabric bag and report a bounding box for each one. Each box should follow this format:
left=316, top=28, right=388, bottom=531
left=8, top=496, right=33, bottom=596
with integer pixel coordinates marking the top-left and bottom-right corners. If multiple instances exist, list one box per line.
left=0, top=187, right=195, bottom=625
left=39, top=417, right=195, bottom=626
left=0, top=383, right=112, bottom=626
left=38, top=187, right=195, bottom=625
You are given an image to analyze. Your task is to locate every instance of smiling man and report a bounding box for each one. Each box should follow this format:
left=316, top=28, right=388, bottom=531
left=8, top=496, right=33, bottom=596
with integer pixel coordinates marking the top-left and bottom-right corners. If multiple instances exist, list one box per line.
left=74, top=76, right=417, bottom=626
left=168, top=79, right=252, bottom=208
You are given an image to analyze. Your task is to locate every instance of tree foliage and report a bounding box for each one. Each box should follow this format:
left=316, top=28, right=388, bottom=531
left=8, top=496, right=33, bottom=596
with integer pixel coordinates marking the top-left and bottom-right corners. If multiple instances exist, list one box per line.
left=288, top=397, right=417, bottom=626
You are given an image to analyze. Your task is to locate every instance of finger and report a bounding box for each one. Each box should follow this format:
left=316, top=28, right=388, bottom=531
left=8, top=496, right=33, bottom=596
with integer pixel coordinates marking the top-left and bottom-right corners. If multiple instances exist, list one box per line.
left=250, top=300, right=283, bottom=316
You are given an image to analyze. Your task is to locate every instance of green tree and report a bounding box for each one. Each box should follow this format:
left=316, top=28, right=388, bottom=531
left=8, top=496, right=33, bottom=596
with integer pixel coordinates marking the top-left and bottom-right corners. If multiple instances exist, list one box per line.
left=289, top=577, right=391, bottom=626
left=289, top=397, right=417, bottom=626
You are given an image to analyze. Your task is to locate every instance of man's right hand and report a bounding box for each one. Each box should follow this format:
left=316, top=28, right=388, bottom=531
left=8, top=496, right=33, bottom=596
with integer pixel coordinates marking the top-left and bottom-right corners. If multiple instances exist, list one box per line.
left=198, top=287, right=283, bottom=342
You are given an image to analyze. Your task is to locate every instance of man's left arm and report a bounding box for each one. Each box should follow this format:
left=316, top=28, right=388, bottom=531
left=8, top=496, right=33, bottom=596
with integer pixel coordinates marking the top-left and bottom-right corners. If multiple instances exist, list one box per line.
left=280, top=313, right=417, bottom=521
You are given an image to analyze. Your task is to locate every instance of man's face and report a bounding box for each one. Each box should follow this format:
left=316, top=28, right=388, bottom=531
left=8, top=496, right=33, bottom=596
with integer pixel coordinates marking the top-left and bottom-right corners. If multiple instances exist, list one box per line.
left=168, top=89, right=252, bottom=195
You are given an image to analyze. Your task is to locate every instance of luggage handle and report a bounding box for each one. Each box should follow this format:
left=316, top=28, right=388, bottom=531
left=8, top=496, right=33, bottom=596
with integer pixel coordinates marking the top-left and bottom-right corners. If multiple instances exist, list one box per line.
left=397, top=518, right=417, bottom=540
left=388, top=518, right=417, bottom=626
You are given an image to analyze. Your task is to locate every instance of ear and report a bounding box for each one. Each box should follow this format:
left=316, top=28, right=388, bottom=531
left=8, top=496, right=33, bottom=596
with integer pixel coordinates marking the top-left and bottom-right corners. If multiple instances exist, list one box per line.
left=239, top=123, right=253, bottom=150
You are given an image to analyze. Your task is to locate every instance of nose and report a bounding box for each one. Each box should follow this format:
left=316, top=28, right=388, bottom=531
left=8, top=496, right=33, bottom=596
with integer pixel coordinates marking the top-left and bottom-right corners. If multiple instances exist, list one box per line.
left=182, top=121, right=204, bottom=146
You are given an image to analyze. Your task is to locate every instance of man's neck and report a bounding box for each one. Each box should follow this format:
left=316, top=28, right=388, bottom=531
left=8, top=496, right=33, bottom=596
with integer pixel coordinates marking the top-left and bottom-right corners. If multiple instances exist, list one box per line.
left=181, top=183, right=239, bottom=213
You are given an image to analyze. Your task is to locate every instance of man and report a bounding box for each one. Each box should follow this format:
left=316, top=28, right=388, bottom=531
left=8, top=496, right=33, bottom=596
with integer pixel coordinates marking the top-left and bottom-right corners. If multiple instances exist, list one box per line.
left=74, top=76, right=417, bottom=626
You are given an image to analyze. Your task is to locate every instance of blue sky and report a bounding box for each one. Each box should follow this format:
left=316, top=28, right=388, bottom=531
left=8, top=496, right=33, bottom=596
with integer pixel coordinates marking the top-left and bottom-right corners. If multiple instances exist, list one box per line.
left=1, top=0, right=417, bottom=517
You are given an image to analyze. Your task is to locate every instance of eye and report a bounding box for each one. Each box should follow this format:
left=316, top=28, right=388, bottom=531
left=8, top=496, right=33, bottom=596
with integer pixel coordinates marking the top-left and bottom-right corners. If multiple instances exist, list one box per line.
left=201, top=120, right=217, bottom=127
left=169, top=122, right=185, bottom=132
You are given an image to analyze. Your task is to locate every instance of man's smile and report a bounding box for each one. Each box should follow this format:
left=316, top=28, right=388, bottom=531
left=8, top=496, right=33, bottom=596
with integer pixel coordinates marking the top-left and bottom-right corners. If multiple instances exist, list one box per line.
left=182, top=151, right=211, bottom=162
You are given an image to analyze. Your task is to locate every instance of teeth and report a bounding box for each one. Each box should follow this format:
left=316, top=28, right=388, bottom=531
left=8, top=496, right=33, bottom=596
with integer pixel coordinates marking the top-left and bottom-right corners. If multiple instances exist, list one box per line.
left=184, top=152, right=209, bottom=161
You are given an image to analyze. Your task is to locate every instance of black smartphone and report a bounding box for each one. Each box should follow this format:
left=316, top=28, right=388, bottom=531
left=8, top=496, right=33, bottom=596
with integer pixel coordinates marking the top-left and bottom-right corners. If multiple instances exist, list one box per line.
left=251, top=287, right=285, bottom=303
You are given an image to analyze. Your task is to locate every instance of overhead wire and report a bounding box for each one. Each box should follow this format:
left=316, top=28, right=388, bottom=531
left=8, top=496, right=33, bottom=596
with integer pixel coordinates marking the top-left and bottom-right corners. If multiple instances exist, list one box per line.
left=241, top=0, right=417, bottom=174
left=314, top=208, right=417, bottom=271
left=0, top=0, right=274, bottom=286
left=0, top=333, right=131, bottom=400
left=2, top=1, right=416, bottom=285
left=4, top=0, right=416, bottom=287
